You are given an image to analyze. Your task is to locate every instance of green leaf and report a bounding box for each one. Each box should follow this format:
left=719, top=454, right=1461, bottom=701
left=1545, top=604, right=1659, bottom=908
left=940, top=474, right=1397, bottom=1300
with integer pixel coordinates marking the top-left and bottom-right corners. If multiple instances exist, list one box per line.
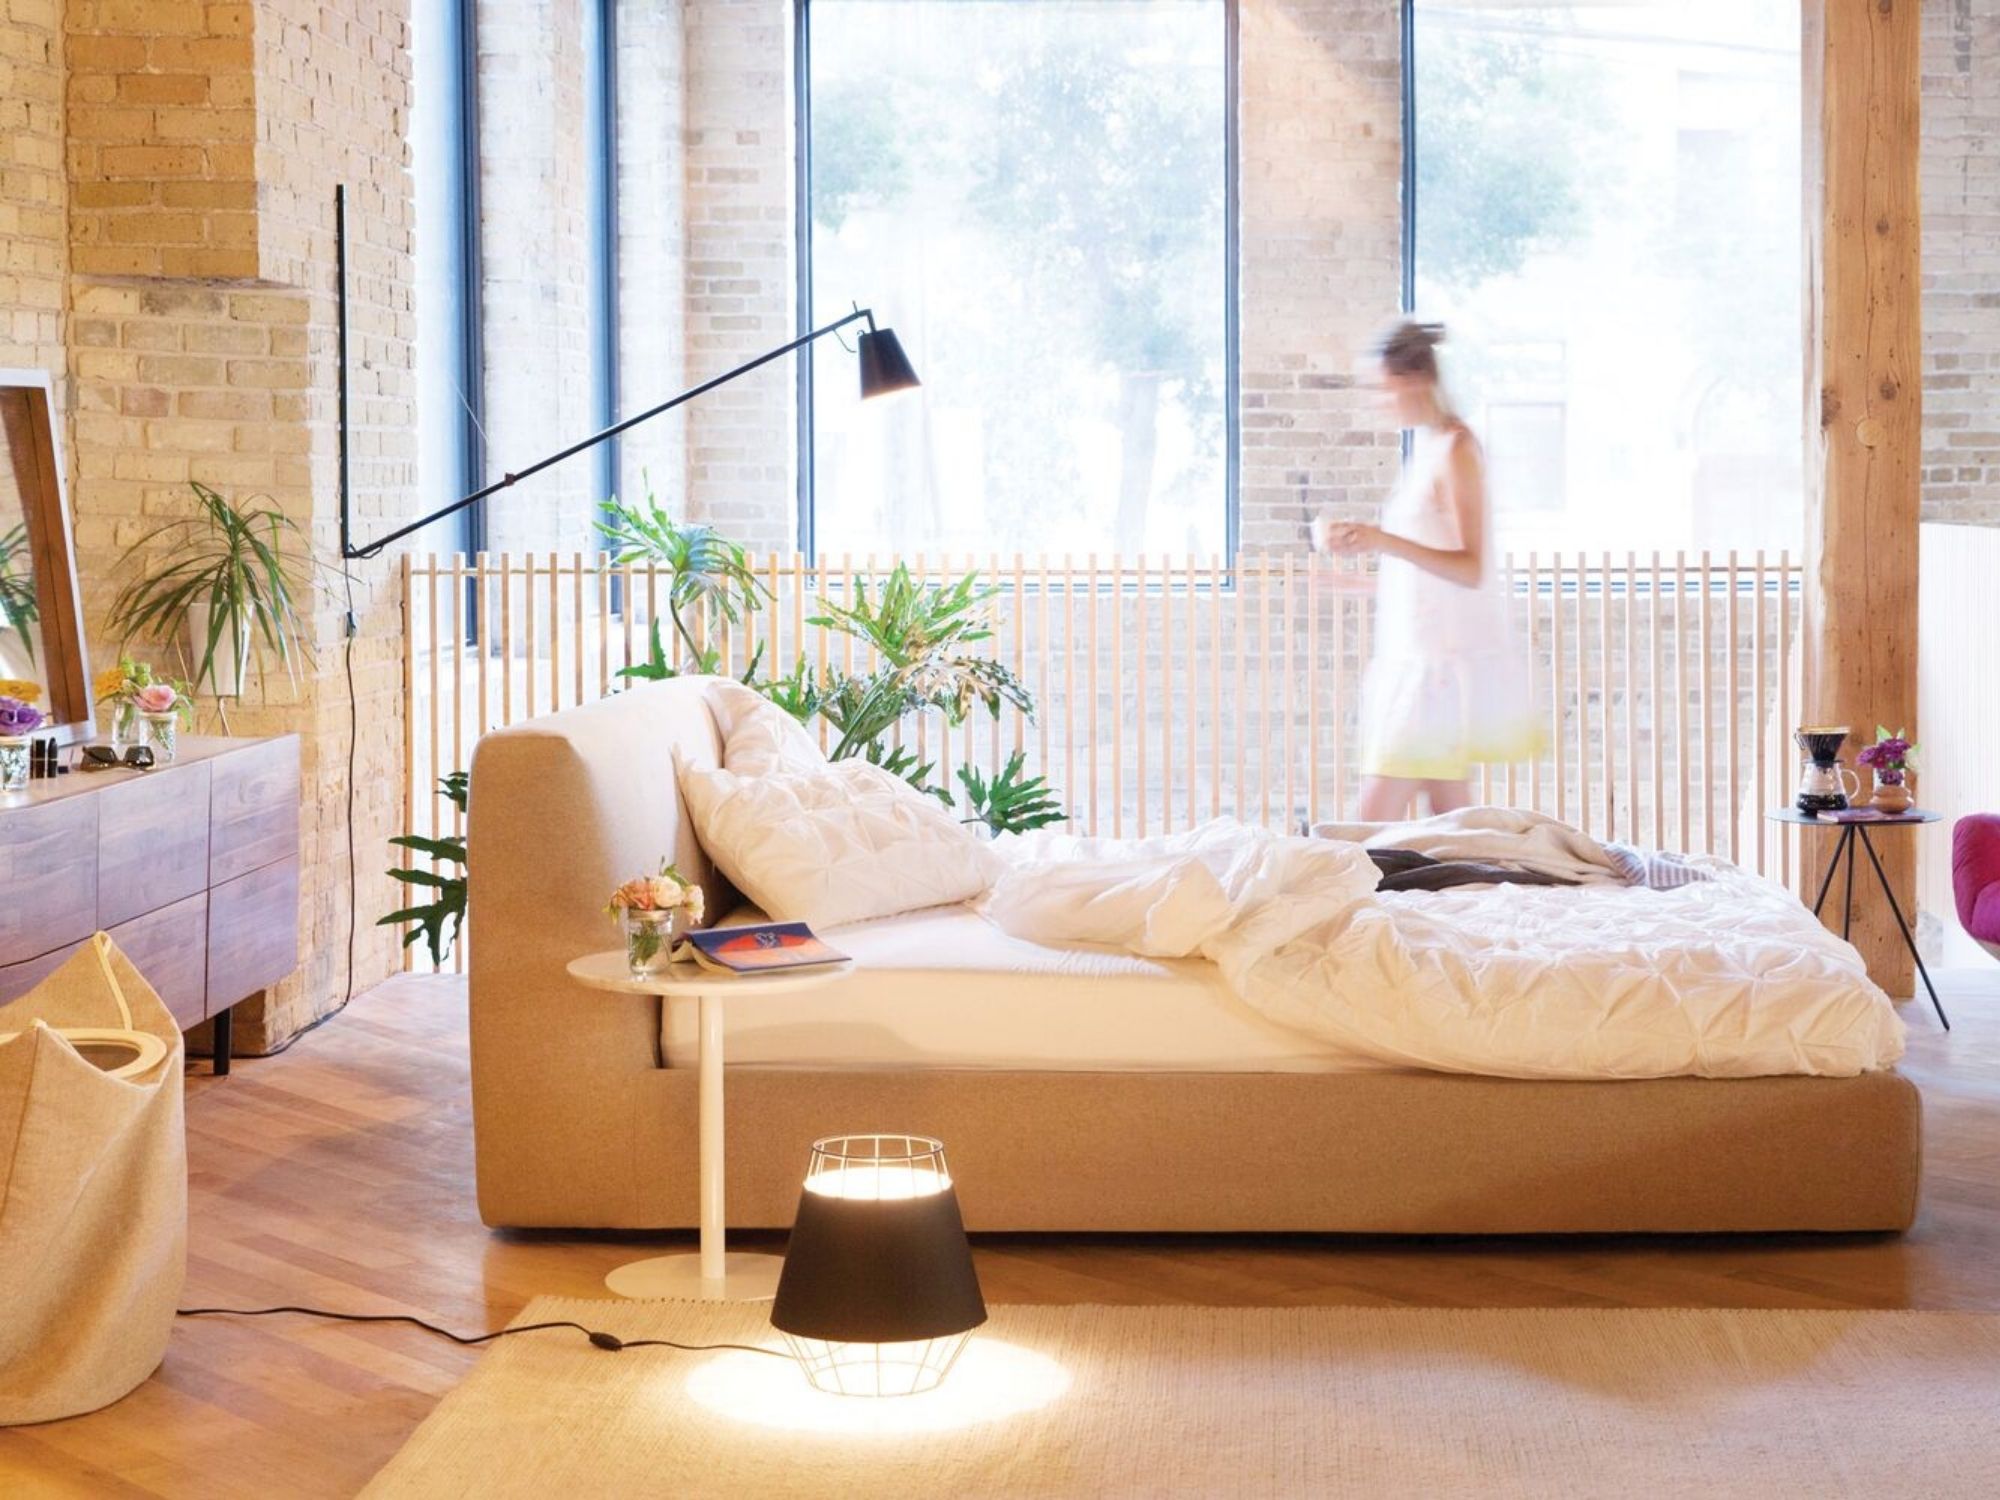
left=957, top=750, right=1067, bottom=835
left=380, top=770, right=471, bottom=964
left=388, top=834, right=467, bottom=864
left=387, top=867, right=453, bottom=888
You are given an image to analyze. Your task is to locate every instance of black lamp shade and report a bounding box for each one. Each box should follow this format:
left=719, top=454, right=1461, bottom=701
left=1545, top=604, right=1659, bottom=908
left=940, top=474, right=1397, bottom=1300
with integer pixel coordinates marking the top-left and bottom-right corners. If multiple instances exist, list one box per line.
left=856, top=327, right=921, bottom=400
left=772, top=1186, right=985, bottom=1346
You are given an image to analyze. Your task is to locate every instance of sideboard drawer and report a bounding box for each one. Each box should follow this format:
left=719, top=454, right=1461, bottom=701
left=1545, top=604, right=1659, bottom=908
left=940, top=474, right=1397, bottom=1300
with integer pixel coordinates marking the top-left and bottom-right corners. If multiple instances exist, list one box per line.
left=208, top=855, right=300, bottom=1009
left=98, top=760, right=212, bottom=928
left=0, top=796, right=97, bottom=965
left=0, top=944, right=71, bottom=1006
left=111, top=892, right=211, bottom=1030
left=210, top=736, right=300, bottom=885
left=0, top=894, right=210, bottom=1025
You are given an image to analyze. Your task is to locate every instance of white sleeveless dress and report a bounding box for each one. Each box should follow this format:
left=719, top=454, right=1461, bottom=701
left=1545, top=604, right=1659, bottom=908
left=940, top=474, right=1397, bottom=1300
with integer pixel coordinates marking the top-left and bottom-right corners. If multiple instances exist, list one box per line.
left=1358, top=423, right=1538, bottom=781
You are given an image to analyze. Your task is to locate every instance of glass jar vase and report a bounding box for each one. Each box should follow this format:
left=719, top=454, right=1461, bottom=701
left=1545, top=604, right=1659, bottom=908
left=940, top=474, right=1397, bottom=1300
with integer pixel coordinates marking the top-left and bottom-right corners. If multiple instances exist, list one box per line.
left=141, top=711, right=180, bottom=762
left=0, top=735, right=28, bottom=792
left=623, top=907, right=687, bottom=978
left=108, top=700, right=138, bottom=751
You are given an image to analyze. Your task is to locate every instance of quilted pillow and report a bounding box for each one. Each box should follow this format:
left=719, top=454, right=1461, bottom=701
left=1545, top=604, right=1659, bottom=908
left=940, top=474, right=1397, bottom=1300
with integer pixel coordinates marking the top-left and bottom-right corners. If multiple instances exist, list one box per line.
left=677, top=755, right=998, bottom=929
left=702, top=678, right=825, bottom=774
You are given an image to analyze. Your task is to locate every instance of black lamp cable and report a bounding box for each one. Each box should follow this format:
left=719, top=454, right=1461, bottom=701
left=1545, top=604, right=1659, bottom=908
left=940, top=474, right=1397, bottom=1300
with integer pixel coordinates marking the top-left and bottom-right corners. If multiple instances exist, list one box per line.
left=175, top=1304, right=790, bottom=1359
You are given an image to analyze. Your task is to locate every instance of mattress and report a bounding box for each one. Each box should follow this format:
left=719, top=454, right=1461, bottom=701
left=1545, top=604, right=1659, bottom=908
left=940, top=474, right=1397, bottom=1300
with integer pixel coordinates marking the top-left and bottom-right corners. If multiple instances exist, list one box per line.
left=660, top=904, right=1379, bottom=1072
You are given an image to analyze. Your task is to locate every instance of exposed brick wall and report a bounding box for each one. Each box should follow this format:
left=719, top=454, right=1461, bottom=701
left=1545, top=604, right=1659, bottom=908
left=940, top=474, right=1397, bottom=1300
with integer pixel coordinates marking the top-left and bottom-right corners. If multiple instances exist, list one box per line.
left=55, top=0, right=418, bottom=1051
left=613, top=0, right=687, bottom=513
left=681, top=0, right=793, bottom=551
left=1237, top=0, right=1403, bottom=552
left=63, top=0, right=258, bottom=281
left=0, top=0, right=66, bottom=370
left=1921, top=0, right=2000, bottom=526
left=475, top=0, right=596, bottom=553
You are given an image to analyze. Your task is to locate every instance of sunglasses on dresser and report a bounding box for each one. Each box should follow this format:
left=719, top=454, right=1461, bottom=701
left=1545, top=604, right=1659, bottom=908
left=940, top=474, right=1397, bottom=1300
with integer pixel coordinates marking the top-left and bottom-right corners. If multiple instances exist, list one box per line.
left=79, top=745, right=156, bottom=772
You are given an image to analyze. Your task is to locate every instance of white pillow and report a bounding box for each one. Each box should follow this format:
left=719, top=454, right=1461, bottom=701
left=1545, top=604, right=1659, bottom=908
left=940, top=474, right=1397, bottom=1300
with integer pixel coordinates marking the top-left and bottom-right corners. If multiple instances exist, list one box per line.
left=677, top=754, right=998, bottom=929
left=702, top=678, right=825, bottom=774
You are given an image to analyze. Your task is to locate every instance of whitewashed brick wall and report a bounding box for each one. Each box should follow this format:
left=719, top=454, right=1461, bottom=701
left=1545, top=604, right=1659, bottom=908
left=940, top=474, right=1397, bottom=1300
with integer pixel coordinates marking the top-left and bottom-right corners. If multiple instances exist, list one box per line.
left=1922, top=0, right=2000, bottom=526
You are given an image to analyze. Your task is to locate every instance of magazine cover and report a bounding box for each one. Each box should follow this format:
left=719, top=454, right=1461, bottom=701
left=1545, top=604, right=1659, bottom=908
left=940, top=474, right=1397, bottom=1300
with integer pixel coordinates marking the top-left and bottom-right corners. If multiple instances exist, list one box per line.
left=683, top=922, right=850, bottom=973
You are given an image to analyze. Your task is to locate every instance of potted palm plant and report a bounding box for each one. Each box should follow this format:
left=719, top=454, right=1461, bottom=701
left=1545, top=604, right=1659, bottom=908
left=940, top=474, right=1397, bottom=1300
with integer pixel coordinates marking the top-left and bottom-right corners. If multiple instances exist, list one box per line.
left=108, top=480, right=315, bottom=728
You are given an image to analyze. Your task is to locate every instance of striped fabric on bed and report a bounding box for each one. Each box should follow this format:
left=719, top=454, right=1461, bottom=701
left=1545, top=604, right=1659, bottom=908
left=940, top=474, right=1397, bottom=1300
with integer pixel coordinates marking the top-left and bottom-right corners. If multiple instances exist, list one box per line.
left=1602, top=843, right=1712, bottom=890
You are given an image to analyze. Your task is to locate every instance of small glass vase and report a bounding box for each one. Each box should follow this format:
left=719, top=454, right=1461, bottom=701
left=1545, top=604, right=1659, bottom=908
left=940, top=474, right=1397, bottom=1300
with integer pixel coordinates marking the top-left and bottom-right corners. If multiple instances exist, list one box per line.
left=141, top=712, right=180, bottom=762
left=0, top=735, right=28, bottom=792
left=623, top=907, right=686, bottom=978
left=108, top=700, right=138, bottom=751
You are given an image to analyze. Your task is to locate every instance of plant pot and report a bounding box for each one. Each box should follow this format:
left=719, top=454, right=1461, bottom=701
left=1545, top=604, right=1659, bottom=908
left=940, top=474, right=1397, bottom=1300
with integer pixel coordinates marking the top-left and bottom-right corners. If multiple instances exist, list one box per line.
left=186, top=601, right=250, bottom=698
left=1870, top=771, right=1912, bottom=814
left=623, top=907, right=688, bottom=978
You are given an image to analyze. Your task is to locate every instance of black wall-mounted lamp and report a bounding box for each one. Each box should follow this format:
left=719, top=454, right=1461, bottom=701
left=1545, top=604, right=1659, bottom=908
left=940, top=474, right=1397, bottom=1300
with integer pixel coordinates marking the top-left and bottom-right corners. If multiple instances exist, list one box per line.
left=334, top=186, right=918, bottom=562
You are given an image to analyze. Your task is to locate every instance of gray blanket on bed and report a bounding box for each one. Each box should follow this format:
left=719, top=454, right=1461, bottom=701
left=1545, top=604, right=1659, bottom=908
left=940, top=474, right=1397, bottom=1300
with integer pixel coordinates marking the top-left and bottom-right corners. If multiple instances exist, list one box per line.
left=1367, top=848, right=1577, bottom=892
left=1313, top=807, right=1712, bottom=892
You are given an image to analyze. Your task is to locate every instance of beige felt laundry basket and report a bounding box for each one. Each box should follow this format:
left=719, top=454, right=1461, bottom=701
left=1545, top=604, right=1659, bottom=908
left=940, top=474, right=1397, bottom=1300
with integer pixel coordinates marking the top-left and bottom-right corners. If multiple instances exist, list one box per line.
left=0, top=934, right=187, bottom=1425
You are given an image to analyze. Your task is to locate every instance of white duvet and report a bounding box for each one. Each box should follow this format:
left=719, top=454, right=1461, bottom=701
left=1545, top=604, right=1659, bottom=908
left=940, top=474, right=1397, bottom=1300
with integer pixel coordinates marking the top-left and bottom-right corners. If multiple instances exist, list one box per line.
left=984, top=819, right=1905, bottom=1080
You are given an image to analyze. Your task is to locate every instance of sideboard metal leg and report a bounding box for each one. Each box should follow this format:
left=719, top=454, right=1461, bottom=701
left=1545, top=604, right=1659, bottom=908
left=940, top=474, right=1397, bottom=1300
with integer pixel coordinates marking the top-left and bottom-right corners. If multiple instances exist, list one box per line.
left=212, top=1004, right=233, bottom=1076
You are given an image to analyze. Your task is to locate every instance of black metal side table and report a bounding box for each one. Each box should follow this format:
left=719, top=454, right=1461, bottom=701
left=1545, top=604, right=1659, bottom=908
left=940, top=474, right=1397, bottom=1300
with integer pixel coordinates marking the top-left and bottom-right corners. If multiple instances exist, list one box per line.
left=1768, top=807, right=1947, bottom=1030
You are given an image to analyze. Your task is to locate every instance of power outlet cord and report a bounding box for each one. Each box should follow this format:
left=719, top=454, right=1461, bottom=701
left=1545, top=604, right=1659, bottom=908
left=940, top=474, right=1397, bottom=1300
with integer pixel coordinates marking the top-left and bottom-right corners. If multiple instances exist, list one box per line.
left=175, top=1304, right=790, bottom=1359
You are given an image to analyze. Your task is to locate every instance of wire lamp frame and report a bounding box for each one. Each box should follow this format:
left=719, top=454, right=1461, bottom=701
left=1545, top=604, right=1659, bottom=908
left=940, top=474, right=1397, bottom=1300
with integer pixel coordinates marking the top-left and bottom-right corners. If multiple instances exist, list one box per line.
left=770, top=1134, right=987, bottom=1397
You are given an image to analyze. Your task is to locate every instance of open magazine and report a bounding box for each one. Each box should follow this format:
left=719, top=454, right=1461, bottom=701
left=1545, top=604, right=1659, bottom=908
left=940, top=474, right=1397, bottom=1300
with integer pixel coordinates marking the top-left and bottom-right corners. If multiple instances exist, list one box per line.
left=676, top=921, right=849, bottom=975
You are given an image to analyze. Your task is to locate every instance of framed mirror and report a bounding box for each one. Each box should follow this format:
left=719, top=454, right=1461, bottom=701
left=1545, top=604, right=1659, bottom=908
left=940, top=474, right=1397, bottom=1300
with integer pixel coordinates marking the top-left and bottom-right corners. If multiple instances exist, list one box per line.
left=0, top=369, right=93, bottom=746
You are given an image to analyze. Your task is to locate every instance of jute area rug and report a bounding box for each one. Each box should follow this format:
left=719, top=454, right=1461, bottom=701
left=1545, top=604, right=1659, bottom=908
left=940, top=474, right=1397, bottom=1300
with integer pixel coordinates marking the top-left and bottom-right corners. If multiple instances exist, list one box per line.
left=364, top=1297, right=2000, bottom=1498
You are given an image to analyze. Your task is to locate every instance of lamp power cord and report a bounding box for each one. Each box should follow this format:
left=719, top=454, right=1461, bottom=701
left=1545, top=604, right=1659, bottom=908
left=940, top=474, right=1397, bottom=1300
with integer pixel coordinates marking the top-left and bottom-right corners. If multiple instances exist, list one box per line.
left=174, top=1304, right=791, bottom=1359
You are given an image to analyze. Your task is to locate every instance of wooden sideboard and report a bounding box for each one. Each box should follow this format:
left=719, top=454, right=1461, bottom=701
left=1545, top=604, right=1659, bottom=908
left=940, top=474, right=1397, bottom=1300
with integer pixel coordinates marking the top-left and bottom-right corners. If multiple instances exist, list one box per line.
left=0, top=734, right=300, bottom=1073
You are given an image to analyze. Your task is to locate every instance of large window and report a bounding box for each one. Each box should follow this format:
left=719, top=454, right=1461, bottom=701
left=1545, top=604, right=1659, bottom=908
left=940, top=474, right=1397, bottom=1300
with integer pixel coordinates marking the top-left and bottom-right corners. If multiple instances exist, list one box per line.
left=801, top=0, right=1235, bottom=557
left=1413, top=0, right=1802, bottom=553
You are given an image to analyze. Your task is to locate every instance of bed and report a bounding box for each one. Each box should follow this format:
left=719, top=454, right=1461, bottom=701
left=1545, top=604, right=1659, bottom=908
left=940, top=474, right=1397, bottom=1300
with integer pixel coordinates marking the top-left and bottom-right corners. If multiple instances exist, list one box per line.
left=467, top=678, right=1922, bottom=1235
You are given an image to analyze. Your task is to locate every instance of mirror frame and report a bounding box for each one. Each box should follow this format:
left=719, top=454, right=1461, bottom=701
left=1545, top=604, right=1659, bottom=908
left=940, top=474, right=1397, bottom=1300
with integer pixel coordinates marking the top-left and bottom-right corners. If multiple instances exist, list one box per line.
left=1, top=368, right=94, bottom=746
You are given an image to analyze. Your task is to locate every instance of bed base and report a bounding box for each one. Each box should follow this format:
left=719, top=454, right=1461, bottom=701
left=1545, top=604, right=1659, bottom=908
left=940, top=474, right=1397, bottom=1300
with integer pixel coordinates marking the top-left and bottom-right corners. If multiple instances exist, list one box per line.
left=481, top=1067, right=1921, bottom=1235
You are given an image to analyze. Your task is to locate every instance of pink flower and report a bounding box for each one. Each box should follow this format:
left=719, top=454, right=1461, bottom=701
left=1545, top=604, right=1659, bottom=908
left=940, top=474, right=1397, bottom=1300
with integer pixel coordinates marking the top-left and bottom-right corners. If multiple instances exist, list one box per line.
left=134, top=683, right=179, bottom=714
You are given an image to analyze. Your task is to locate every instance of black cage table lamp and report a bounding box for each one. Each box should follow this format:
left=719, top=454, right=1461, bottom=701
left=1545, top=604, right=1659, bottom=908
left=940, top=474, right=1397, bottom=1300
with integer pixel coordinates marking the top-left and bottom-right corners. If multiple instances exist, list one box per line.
left=770, top=1133, right=986, bottom=1397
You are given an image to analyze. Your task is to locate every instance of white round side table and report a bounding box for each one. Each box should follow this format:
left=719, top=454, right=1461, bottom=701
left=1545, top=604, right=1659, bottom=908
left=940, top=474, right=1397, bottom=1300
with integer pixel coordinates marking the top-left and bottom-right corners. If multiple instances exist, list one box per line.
left=565, top=950, right=854, bottom=1302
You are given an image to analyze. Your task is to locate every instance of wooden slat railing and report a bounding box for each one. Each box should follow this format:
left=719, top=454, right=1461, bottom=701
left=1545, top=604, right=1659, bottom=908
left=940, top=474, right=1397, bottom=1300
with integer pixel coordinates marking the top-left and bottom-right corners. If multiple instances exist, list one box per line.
left=400, top=550, right=1806, bottom=972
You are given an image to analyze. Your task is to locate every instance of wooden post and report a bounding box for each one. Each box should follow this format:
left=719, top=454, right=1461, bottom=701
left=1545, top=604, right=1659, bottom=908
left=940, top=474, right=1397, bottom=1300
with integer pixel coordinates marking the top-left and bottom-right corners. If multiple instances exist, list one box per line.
left=1802, top=0, right=1921, bottom=993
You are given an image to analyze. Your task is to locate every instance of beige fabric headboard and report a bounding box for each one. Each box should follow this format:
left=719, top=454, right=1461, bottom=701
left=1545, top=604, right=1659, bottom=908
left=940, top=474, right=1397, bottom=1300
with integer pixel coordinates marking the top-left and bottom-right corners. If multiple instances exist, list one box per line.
left=465, top=676, right=732, bottom=1223
left=469, top=676, right=731, bottom=947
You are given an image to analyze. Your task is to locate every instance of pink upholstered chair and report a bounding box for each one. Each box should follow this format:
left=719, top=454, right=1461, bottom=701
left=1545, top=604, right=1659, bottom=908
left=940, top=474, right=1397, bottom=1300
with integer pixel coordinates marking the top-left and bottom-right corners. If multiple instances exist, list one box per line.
left=1953, top=814, right=2000, bottom=962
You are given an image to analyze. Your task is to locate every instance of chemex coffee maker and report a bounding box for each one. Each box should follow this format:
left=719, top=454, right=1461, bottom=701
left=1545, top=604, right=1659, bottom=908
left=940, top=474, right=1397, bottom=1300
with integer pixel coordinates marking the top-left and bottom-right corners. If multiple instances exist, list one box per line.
left=1795, top=725, right=1862, bottom=812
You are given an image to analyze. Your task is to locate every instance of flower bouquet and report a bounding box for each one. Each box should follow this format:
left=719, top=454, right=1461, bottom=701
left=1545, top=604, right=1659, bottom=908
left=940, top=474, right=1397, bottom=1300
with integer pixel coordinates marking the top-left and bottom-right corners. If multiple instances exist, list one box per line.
left=0, top=694, right=46, bottom=790
left=1857, top=727, right=1918, bottom=813
left=96, top=657, right=193, bottom=751
left=606, top=861, right=706, bottom=977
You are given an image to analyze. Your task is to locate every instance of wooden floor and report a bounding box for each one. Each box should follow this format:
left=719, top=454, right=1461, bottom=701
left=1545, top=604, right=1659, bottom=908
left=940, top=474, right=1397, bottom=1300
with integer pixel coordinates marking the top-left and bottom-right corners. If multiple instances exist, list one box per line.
left=4, top=970, right=1998, bottom=1497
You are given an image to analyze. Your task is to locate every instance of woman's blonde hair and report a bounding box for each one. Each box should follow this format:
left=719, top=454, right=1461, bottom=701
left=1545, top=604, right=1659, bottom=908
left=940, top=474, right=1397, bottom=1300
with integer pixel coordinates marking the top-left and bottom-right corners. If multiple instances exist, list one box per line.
left=1375, top=320, right=1447, bottom=382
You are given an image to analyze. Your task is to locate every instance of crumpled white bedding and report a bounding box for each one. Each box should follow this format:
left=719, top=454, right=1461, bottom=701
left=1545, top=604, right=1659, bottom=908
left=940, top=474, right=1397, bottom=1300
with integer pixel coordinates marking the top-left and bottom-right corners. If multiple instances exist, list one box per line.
left=985, top=819, right=1906, bottom=1080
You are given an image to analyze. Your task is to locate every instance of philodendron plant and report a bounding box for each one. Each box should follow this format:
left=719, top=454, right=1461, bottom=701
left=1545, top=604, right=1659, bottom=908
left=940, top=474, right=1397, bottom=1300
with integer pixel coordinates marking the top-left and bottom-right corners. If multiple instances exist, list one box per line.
left=381, top=772, right=468, bottom=966
left=756, top=564, right=1060, bottom=833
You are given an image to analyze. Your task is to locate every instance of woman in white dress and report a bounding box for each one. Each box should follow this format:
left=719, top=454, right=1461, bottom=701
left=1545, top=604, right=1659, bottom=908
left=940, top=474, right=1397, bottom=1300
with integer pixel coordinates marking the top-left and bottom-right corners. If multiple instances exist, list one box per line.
left=1313, top=321, right=1537, bottom=820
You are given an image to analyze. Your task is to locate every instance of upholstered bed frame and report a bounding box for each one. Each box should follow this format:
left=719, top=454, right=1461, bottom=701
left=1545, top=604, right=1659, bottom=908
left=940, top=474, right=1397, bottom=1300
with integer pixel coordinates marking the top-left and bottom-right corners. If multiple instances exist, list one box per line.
left=468, top=679, right=1921, bottom=1235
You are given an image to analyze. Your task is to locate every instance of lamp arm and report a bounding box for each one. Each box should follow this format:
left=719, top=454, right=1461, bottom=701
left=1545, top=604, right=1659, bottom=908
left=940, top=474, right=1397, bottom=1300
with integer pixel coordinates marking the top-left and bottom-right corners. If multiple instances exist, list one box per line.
left=342, top=307, right=880, bottom=560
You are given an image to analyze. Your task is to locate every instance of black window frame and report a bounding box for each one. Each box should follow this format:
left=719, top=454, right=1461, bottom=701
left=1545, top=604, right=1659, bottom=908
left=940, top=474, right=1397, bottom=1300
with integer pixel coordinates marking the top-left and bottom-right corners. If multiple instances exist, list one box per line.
left=792, top=0, right=1242, bottom=562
